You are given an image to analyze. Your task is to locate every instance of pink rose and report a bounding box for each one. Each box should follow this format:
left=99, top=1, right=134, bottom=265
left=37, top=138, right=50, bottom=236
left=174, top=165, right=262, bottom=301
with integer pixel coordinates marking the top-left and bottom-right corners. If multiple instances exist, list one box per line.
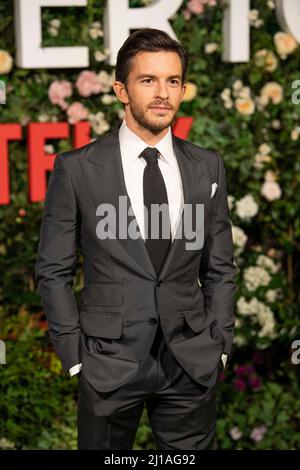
left=76, top=70, right=103, bottom=97
left=187, top=0, right=217, bottom=15
left=233, top=378, right=246, bottom=392
left=48, top=80, right=73, bottom=110
left=66, top=102, right=89, bottom=124
left=250, top=425, right=267, bottom=442
left=187, top=0, right=205, bottom=15
left=235, top=365, right=248, bottom=378
left=235, top=363, right=257, bottom=378
left=248, top=376, right=262, bottom=390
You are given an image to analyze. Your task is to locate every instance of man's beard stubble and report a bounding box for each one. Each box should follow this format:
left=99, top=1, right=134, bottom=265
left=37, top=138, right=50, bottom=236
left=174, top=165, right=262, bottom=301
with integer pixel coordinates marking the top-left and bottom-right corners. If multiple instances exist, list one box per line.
left=128, top=99, right=177, bottom=135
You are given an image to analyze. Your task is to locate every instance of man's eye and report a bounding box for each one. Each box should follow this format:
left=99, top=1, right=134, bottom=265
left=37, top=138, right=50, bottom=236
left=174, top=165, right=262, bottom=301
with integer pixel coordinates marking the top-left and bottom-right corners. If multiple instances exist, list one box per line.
left=141, top=78, right=179, bottom=85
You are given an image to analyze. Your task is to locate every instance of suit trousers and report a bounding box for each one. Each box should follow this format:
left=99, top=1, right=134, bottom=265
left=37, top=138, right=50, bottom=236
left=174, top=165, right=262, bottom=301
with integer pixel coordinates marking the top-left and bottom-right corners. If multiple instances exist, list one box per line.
left=77, top=320, right=223, bottom=450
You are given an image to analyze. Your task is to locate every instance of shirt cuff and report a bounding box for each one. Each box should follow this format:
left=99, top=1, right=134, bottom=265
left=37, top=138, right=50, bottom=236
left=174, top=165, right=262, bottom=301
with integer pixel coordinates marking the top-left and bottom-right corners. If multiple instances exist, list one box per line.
left=221, top=353, right=228, bottom=368
left=69, top=363, right=82, bottom=377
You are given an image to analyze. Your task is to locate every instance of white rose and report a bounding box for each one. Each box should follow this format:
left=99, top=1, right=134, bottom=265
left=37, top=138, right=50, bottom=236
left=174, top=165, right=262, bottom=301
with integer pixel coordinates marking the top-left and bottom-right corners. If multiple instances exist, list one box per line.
left=260, top=82, right=283, bottom=105
left=274, top=32, right=298, bottom=57
left=261, top=181, right=282, bottom=201
left=204, top=42, right=218, bottom=54
left=235, top=97, right=255, bottom=115
left=235, top=194, right=258, bottom=219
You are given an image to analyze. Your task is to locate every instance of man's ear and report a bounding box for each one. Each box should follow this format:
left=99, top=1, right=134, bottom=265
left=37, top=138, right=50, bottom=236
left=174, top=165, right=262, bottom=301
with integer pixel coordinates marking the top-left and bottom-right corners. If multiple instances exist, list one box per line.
left=181, top=83, right=187, bottom=101
left=112, top=81, right=129, bottom=105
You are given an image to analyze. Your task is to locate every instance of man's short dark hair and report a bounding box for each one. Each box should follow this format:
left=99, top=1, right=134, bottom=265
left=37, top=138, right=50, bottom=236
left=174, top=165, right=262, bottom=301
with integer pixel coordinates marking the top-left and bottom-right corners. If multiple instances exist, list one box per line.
left=115, top=28, right=190, bottom=88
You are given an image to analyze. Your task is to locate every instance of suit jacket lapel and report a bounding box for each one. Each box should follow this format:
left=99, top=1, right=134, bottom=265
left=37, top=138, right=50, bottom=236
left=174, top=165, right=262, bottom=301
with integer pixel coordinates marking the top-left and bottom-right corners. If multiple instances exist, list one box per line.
left=80, top=125, right=156, bottom=279
left=158, top=134, right=210, bottom=279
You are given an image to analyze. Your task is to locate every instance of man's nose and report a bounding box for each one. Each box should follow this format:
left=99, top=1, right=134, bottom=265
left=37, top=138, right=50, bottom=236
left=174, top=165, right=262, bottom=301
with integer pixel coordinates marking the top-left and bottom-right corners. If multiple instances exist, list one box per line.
left=154, top=81, right=169, bottom=99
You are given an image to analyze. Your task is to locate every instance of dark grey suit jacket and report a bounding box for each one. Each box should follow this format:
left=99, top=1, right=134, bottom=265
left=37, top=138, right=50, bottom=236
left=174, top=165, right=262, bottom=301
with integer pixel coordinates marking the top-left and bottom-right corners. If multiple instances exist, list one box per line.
left=35, top=123, right=237, bottom=392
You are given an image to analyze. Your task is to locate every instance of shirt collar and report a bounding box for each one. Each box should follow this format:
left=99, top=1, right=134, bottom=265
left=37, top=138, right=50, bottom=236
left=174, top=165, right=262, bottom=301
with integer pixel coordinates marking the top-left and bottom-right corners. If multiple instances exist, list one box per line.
left=118, top=117, right=173, bottom=166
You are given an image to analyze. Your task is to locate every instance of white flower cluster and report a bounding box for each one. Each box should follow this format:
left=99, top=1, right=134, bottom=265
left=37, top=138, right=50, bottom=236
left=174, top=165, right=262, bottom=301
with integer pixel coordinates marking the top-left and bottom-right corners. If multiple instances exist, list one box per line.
left=253, top=143, right=272, bottom=169
left=254, top=49, right=278, bottom=73
left=237, top=296, right=277, bottom=339
left=232, top=225, right=248, bottom=256
left=233, top=334, right=247, bottom=346
left=248, top=9, right=264, bottom=28
left=227, top=195, right=235, bottom=211
left=89, top=21, right=104, bottom=40
left=101, top=94, right=118, bottom=105
left=204, top=42, right=218, bottom=54
left=0, top=437, right=15, bottom=449
left=235, top=194, right=258, bottom=220
left=48, top=18, right=61, bottom=37
left=88, top=111, right=110, bottom=135
left=243, top=266, right=271, bottom=291
left=94, top=48, right=110, bottom=63
left=291, top=126, right=300, bottom=141
left=256, top=254, right=281, bottom=274
left=97, top=70, right=115, bottom=93
left=221, top=80, right=256, bottom=115
left=265, top=288, right=282, bottom=303
left=260, top=170, right=282, bottom=201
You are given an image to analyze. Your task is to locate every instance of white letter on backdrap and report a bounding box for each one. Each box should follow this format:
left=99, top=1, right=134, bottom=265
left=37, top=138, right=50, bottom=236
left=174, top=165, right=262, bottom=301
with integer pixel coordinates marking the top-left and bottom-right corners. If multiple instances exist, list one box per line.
left=276, top=0, right=300, bottom=44
left=222, top=0, right=250, bottom=62
left=104, top=0, right=183, bottom=66
left=15, top=0, right=89, bottom=68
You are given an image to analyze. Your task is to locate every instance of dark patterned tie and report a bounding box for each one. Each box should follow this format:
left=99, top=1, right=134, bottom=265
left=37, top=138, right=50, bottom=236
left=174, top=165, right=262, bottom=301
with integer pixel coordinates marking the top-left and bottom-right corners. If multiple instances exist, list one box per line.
left=139, top=147, right=172, bottom=276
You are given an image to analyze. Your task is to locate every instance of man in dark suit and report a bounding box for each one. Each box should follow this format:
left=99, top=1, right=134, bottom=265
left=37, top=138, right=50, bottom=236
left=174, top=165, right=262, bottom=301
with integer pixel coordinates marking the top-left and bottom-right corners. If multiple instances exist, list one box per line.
left=35, top=28, right=237, bottom=450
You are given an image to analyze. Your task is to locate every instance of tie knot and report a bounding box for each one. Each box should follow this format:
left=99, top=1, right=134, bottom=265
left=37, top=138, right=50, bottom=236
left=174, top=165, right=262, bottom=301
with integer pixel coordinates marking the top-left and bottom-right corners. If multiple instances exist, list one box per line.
left=139, top=147, right=159, bottom=165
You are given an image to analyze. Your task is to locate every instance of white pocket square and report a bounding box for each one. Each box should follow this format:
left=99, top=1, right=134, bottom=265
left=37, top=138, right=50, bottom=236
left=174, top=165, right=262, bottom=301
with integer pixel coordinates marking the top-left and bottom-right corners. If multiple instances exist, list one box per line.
left=211, top=182, right=218, bottom=198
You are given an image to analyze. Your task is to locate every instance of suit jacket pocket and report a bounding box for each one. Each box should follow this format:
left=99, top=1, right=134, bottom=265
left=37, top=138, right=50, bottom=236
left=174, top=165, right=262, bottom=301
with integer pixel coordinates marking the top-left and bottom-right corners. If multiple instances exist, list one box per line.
left=79, top=311, right=123, bottom=339
left=179, top=306, right=216, bottom=334
left=80, top=282, right=123, bottom=307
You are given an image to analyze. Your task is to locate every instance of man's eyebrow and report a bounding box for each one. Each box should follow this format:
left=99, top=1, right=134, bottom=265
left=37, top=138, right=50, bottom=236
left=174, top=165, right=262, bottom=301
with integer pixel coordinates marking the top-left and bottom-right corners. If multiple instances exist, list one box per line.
left=136, top=74, right=182, bottom=80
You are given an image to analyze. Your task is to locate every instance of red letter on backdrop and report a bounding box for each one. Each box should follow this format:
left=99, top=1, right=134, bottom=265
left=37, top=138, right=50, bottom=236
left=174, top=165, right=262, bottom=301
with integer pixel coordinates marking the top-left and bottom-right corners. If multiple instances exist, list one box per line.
left=0, top=119, right=191, bottom=205
left=28, top=123, right=69, bottom=202
left=0, top=124, right=22, bottom=205
left=172, top=117, right=194, bottom=139
left=73, top=121, right=91, bottom=149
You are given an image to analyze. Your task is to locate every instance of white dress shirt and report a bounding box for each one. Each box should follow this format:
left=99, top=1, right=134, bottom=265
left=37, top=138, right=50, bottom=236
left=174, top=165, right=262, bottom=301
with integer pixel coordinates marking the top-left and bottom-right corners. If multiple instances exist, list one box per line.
left=118, top=117, right=185, bottom=242
left=69, top=117, right=227, bottom=376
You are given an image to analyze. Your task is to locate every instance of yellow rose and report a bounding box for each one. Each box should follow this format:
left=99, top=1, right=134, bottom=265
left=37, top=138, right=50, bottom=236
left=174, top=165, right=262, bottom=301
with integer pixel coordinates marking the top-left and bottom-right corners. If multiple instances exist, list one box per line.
left=235, top=97, right=255, bottom=115
left=274, top=32, right=298, bottom=57
left=260, top=82, right=283, bottom=105
left=254, top=49, right=278, bottom=72
left=182, top=82, right=198, bottom=102
left=0, top=50, right=13, bottom=74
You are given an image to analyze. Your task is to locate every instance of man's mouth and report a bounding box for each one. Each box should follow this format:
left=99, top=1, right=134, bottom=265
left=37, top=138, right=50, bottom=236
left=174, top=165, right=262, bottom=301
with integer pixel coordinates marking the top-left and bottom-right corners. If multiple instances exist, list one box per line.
left=149, top=106, right=171, bottom=114
left=150, top=106, right=171, bottom=109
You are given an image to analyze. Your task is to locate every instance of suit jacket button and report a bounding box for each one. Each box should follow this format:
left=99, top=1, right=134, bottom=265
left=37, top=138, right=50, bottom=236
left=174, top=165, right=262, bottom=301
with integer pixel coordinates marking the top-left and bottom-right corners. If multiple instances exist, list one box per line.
left=148, top=318, right=157, bottom=325
left=156, top=280, right=162, bottom=287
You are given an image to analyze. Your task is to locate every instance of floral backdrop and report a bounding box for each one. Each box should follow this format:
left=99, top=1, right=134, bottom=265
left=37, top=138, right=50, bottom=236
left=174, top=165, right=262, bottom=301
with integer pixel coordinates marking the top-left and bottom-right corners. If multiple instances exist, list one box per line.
left=0, top=0, right=299, bottom=450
